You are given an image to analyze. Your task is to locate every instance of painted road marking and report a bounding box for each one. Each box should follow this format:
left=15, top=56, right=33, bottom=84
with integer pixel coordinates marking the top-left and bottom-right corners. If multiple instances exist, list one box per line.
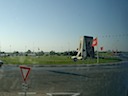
left=18, top=92, right=36, bottom=95
left=46, top=92, right=80, bottom=96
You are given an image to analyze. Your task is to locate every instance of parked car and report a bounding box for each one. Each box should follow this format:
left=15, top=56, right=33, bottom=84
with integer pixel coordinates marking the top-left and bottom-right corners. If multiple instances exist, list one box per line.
left=0, top=60, right=3, bottom=67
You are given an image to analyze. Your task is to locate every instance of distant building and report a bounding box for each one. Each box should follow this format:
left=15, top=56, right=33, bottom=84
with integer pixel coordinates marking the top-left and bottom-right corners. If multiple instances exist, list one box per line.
left=27, top=53, right=36, bottom=56
left=0, top=53, right=9, bottom=57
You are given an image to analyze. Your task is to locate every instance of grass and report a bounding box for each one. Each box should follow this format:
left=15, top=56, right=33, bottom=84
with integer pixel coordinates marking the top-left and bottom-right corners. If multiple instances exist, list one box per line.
left=0, top=55, right=121, bottom=65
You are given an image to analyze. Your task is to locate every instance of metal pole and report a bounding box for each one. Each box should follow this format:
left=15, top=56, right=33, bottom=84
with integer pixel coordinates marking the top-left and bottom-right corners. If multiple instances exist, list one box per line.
left=25, top=91, right=27, bottom=96
left=97, top=37, right=99, bottom=64
left=97, top=45, right=99, bottom=64
left=24, top=82, right=27, bottom=96
left=25, top=82, right=27, bottom=96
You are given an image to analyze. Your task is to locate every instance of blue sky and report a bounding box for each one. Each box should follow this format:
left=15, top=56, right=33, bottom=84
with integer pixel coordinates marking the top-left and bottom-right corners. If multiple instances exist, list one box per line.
left=0, top=0, right=128, bottom=52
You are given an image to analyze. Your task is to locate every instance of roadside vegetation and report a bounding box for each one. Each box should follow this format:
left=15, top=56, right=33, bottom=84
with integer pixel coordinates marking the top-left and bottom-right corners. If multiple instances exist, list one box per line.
left=0, top=50, right=121, bottom=65
left=0, top=56, right=121, bottom=65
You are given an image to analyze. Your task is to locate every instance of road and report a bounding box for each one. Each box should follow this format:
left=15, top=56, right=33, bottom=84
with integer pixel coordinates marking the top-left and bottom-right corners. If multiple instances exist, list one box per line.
left=0, top=54, right=128, bottom=96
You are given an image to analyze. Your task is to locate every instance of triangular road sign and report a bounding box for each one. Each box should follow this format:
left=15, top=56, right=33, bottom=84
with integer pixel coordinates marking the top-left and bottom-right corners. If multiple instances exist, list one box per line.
left=20, top=66, right=31, bottom=82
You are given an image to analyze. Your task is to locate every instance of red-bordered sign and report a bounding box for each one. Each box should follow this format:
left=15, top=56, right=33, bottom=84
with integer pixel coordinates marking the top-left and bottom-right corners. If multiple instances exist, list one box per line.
left=20, top=66, right=31, bottom=82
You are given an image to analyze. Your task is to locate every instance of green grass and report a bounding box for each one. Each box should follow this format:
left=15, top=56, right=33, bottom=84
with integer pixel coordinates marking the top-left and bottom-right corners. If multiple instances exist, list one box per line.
left=0, top=55, right=121, bottom=65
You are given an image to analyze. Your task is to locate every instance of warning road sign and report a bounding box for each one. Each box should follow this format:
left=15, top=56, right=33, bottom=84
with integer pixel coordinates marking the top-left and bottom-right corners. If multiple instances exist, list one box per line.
left=20, top=66, right=31, bottom=82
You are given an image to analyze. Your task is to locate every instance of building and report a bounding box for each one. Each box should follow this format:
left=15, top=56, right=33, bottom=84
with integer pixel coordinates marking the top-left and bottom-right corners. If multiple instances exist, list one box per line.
left=72, top=36, right=94, bottom=60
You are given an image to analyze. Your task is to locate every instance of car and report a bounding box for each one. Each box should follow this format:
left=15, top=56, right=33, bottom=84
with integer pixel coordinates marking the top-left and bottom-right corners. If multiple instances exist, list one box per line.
left=0, top=60, right=3, bottom=67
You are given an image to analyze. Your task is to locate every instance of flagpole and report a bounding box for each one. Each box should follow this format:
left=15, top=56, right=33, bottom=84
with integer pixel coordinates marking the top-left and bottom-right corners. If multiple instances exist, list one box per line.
left=97, top=37, right=99, bottom=64
left=92, top=37, right=99, bottom=64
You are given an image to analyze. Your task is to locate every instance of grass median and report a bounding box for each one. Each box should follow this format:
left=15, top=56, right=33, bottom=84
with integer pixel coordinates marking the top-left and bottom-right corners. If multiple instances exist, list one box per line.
left=0, top=55, right=121, bottom=65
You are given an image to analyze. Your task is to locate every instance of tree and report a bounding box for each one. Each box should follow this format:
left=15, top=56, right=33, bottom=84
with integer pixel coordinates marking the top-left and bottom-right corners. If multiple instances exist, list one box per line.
left=50, top=50, right=56, bottom=55
left=13, top=51, right=19, bottom=56
left=37, top=51, right=44, bottom=56
left=63, top=51, right=77, bottom=56
left=0, top=52, right=5, bottom=54
left=26, top=50, right=32, bottom=54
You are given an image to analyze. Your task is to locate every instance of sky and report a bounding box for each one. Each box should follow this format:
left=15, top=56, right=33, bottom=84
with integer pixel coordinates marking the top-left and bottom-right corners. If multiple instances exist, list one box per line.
left=0, top=0, right=128, bottom=52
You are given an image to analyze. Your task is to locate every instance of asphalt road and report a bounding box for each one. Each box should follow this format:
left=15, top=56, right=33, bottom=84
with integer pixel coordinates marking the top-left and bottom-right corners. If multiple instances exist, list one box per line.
left=0, top=54, right=128, bottom=96
left=0, top=62, right=128, bottom=96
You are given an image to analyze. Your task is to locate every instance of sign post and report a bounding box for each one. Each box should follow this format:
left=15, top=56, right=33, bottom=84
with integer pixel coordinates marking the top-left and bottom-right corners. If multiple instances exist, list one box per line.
left=20, top=66, right=31, bottom=96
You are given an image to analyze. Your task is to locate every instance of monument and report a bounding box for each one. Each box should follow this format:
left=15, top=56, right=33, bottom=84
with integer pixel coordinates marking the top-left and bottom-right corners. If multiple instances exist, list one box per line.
left=72, top=36, right=95, bottom=60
